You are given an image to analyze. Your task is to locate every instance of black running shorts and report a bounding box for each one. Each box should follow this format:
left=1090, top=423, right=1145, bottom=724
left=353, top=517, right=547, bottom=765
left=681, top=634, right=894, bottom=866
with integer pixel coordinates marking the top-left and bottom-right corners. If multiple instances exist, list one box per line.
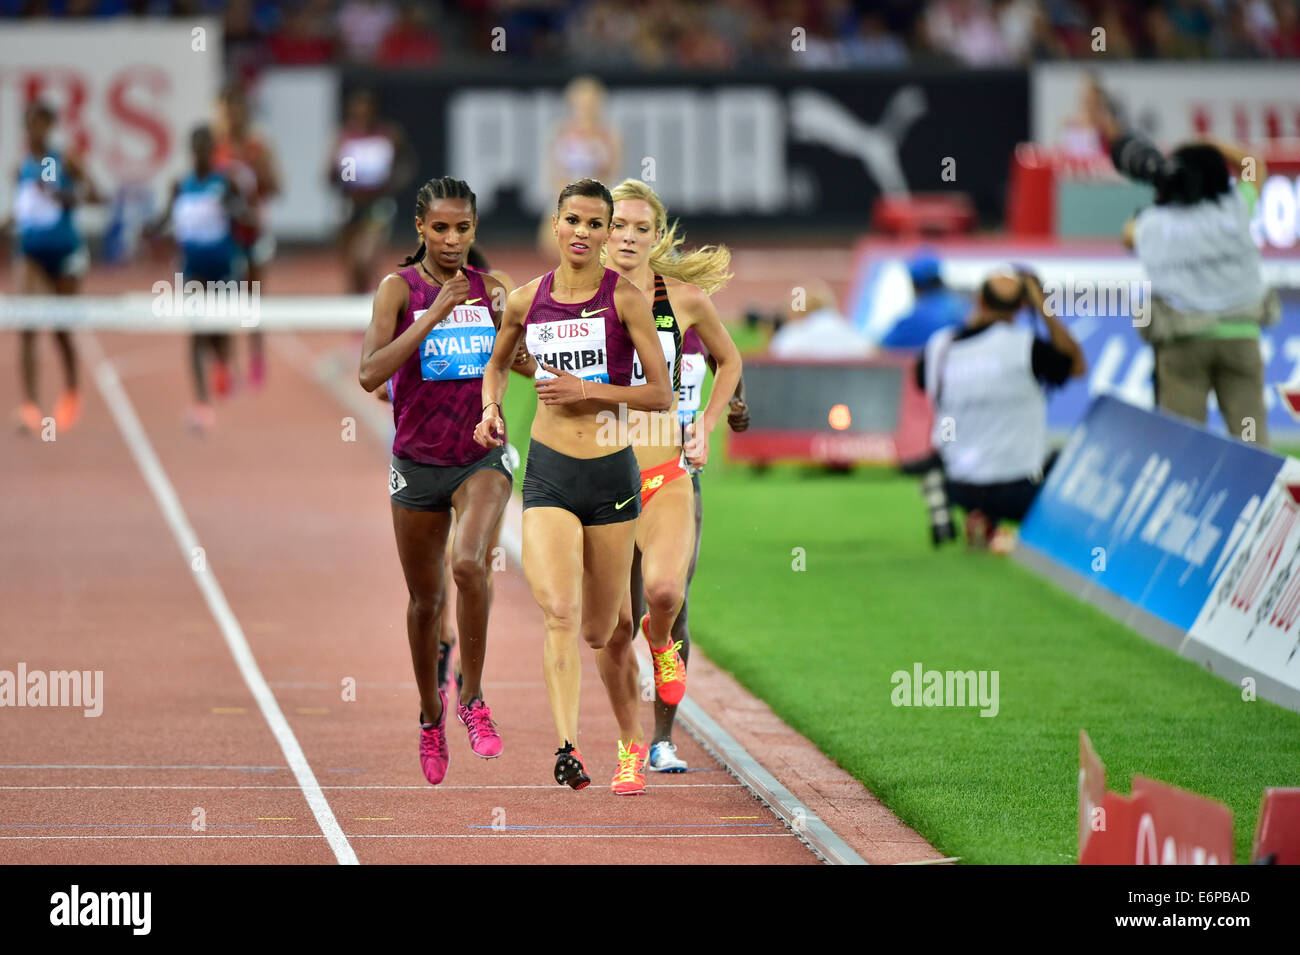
left=389, top=448, right=513, bottom=512
left=522, top=439, right=641, bottom=526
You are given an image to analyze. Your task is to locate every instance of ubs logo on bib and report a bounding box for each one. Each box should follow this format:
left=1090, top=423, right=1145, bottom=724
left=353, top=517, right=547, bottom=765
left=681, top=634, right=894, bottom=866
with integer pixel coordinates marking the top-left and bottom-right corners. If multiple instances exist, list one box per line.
left=528, top=319, right=609, bottom=382
left=417, top=304, right=496, bottom=381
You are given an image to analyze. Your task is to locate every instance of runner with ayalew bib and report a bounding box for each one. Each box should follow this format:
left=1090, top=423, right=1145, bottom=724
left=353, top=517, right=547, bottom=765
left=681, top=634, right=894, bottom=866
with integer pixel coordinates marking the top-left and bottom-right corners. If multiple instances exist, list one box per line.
left=475, top=178, right=672, bottom=792
left=358, top=177, right=530, bottom=786
left=6, top=101, right=98, bottom=435
left=602, top=180, right=743, bottom=781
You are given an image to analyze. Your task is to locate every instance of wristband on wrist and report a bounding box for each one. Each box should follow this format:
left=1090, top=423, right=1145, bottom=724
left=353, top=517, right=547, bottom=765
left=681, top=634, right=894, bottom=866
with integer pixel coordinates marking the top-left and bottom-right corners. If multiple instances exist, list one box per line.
left=482, top=401, right=501, bottom=418
left=580, top=380, right=587, bottom=400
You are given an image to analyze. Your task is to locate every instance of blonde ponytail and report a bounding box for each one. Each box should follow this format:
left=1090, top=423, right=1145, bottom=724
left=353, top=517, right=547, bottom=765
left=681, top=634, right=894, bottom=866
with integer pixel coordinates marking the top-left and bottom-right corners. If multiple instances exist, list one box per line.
left=607, top=179, right=733, bottom=295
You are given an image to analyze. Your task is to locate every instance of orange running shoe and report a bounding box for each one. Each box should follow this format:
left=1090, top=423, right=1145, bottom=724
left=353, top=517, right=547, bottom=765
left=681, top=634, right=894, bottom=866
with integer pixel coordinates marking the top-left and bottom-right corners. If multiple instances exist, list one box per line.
left=53, top=390, right=82, bottom=432
left=212, top=360, right=232, bottom=399
left=611, top=740, right=648, bottom=795
left=643, top=614, right=686, bottom=705
left=14, top=401, right=43, bottom=435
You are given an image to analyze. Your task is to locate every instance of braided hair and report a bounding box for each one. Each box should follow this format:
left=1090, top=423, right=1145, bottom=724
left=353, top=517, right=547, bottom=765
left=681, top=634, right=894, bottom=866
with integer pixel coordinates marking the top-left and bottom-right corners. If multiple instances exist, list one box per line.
left=401, top=176, right=477, bottom=267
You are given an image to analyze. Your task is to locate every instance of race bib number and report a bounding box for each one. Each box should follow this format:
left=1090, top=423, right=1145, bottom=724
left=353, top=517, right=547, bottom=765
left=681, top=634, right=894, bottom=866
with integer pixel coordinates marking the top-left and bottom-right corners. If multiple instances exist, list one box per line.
left=528, top=318, right=609, bottom=383
left=173, top=188, right=231, bottom=245
left=631, top=329, right=677, bottom=386
left=420, top=303, right=496, bottom=381
left=677, top=351, right=706, bottom=424
left=388, top=464, right=408, bottom=496
left=13, top=180, right=62, bottom=230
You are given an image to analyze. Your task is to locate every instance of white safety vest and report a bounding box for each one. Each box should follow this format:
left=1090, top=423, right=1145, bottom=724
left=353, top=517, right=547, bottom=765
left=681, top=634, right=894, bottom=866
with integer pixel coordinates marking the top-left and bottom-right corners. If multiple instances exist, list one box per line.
left=924, top=323, right=1046, bottom=484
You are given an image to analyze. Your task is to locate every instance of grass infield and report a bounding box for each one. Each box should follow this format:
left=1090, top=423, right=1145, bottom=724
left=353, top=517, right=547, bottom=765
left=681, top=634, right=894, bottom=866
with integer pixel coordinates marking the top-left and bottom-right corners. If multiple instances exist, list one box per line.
left=500, top=329, right=1300, bottom=864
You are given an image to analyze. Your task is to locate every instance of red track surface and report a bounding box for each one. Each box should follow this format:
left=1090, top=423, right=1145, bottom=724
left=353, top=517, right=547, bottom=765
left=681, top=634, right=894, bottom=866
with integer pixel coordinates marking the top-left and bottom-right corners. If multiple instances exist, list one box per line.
left=1, top=323, right=828, bottom=864
left=0, top=244, right=854, bottom=864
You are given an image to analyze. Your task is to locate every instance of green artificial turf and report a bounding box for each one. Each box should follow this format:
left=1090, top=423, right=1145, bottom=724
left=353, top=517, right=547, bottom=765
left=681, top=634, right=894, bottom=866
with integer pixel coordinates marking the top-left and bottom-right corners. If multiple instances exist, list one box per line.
left=502, top=323, right=1300, bottom=864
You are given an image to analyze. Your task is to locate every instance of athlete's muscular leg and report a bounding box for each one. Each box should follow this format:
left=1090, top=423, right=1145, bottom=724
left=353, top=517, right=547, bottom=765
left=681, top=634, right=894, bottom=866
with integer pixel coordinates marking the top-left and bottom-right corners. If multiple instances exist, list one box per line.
left=190, top=334, right=213, bottom=403
left=637, top=477, right=695, bottom=653
left=657, top=478, right=701, bottom=741
left=599, top=547, right=644, bottom=745
left=449, top=467, right=511, bottom=704
left=523, top=507, right=586, bottom=747
left=246, top=261, right=264, bottom=376
left=392, top=504, right=454, bottom=723
left=19, top=258, right=54, bottom=403
left=53, top=273, right=80, bottom=392
left=581, top=519, right=640, bottom=745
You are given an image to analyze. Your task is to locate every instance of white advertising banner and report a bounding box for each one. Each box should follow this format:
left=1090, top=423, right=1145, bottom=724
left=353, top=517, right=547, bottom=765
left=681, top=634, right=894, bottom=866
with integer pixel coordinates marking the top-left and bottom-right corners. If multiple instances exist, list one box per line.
left=1188, top=457, right=1300, bottom=697
left=0, top=19, right=222, bottom=233
left=1033, top=63, right=1300, bottom=148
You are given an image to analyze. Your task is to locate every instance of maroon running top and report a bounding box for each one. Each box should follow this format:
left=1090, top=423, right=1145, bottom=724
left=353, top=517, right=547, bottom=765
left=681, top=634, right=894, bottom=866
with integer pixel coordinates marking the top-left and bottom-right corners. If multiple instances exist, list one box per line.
left=389, top=264, right=495, bottom=467
left=523, top=267, right=634, bottom=386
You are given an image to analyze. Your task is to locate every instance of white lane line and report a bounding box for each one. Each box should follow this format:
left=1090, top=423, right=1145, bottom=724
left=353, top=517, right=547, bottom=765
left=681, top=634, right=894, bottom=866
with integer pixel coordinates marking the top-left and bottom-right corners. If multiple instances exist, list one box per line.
left=83, top=332, right=358, bottom=866
left=0, top=833, right=796, bottom=841
left=0, top=783, right=741, bottom=790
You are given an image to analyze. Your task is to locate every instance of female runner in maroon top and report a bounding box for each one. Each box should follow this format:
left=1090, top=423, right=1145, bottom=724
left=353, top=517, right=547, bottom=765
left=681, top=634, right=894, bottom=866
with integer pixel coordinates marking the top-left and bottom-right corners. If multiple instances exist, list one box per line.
left=475, top=179, right=671, bottom=792
left=359, top=177, right=529, bottom=787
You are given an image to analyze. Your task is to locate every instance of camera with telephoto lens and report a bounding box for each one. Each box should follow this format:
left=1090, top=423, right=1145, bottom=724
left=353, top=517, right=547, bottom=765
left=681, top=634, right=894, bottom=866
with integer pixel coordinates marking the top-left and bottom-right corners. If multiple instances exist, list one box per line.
left=1110, top=132, right=1213, bottom=205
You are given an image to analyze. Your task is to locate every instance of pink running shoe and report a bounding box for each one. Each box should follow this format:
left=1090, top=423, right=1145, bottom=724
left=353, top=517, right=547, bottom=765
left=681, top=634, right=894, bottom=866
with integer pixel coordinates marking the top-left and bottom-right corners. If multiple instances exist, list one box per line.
left=418, top=689, right=450, bottom=785
left=457, top=698, right=503, bottom=758
left=249, top=353, right=266, bottom=391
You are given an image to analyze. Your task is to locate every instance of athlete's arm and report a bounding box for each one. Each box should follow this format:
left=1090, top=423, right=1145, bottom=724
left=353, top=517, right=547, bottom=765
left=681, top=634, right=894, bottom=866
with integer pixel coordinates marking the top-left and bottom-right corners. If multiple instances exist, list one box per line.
left=701, top=341, right=749, bottom=432
left=483, top=274, right=535, bottom=379
left=253, top=139, right=281, bottom=199
left=225, top=174, right=254, bottom=230
left=359, top=269, right=470, bottom=392
left=63, top=152, right=102, bottom=206
left=475, top=282, right=532, bottom=448
left=325, top=135, right=344, bottom=190
left=387, top=124, right=416, bottom=195
left=146, top=180, right=181, bottom=238
left=677, top=284, right=742, bottom=466
left=0, top=168, right=14, bottom=237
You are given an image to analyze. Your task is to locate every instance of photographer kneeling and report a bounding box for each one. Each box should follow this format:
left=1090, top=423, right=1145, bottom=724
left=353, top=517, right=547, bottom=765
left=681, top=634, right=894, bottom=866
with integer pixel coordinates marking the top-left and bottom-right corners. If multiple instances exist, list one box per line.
left=1114, top=132, right=1279, bottom=446
left=915, top=270, right=1086, bottom=550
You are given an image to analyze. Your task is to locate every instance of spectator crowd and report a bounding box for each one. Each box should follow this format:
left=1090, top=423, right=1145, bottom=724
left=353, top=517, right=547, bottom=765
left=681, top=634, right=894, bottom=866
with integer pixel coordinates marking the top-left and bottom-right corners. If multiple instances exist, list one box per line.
left=3, top=0, right=1298, bottom=73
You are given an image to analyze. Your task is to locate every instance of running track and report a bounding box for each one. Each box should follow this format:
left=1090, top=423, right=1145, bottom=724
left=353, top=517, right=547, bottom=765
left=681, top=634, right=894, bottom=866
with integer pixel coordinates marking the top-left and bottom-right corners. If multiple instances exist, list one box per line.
left=1, top=246, right=939, bottom=865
